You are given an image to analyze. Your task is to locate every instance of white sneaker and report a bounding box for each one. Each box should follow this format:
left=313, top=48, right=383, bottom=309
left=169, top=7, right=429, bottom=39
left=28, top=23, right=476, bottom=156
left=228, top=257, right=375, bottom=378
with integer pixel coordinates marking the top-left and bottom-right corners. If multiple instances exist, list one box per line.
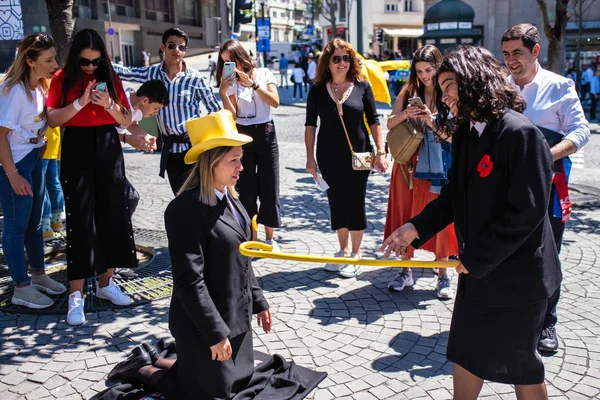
left=324, top=249, right=347, bottom=272
left=67, top=291, right=85, bottom=325
left=96, top=278, right=132, bottom=306
left=436, top=275, right=454, bottom=300
left=339, top=253, right=363, bottom=278
left=265, top=239, right=281, bottom=253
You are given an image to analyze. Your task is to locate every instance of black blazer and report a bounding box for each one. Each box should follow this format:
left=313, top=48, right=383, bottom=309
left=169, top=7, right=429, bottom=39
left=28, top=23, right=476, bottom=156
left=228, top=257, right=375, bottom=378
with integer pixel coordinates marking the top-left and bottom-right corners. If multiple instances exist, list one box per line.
left=164, top=188, right=269, bottom=347
left=410, top=109, right=561, bottom=306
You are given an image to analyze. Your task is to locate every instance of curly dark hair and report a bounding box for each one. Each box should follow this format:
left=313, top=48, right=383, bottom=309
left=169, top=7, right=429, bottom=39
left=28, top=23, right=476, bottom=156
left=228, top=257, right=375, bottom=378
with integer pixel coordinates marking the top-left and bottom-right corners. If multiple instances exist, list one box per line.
left=434, top=45, right=525, bottom=136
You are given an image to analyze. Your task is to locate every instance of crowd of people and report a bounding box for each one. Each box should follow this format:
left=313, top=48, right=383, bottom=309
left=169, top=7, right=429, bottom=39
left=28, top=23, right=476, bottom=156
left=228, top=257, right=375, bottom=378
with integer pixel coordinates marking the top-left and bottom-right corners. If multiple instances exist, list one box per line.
left=0, top=21, right=593, bottom=399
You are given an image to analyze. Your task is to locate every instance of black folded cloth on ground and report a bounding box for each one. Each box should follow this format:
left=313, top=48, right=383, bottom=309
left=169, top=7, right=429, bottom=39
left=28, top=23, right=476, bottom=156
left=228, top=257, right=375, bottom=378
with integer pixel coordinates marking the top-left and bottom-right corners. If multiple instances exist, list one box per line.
left=90, top=347, right=327, bottom=400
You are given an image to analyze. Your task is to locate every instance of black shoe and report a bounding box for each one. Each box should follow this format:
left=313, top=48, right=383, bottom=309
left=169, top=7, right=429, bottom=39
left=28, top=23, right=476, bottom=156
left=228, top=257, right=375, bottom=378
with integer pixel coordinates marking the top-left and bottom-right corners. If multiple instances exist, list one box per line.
left=113, top=268, right=138, bottom=279
left=538, top=325, right=559, bottom=353
left=108, top=347, right=152, bottom=381
left=142, top=342, right=160, bottom=364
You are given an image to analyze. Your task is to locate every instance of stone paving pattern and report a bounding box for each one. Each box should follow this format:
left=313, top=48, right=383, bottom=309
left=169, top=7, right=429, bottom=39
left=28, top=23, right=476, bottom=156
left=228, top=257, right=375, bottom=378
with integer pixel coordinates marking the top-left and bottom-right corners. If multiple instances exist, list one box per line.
left=1, top=77, right=600, bottom=399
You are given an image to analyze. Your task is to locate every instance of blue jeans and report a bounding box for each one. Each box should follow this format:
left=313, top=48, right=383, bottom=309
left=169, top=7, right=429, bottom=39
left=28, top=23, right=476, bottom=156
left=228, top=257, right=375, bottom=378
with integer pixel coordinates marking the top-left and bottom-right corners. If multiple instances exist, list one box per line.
left=293, top=82, right=303, bottom=98
left=0, top=149, right=46, bottom=285
left=41, top=159, right=64, bottom=218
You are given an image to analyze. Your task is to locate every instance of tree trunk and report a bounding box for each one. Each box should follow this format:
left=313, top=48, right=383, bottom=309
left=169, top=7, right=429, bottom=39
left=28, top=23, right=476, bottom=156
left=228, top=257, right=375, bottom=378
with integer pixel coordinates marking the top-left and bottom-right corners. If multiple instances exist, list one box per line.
left=45, top=0, right=75, bottom=67
left=536, top=0, right=569, bottom=74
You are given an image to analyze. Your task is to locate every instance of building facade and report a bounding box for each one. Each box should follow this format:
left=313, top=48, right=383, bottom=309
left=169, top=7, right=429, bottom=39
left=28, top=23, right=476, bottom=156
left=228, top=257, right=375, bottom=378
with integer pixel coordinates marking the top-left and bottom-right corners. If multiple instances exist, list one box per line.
left=0, top=0, right=221, bottom=72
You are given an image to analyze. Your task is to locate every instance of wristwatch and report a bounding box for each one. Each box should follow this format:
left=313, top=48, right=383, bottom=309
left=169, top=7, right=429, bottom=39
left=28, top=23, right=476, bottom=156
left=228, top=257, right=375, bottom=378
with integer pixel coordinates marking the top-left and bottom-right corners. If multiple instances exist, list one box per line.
left=376, top=149, right=386, bottom=156
left=251, top=81, right=260, bottom=91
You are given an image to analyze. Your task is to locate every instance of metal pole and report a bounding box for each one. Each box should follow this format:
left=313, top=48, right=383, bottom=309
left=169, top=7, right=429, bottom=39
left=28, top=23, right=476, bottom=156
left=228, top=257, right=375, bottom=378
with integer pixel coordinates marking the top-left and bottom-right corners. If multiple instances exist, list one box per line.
left=356, top=0, right=363, bottom=53
left=107, top=0, right=114, bottom=60
left=261, top=2, right=267, bottom=67
left=346, top=0, right=349, bottom=42
left=220, top=0, right=230, bottom=43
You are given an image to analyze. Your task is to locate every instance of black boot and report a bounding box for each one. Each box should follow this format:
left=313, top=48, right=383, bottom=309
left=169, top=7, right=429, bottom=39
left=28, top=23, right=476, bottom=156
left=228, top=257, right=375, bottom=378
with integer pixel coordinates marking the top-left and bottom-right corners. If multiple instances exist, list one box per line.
left=538, top=325, right=559, bottom=353
left=108, top=347, right=152, bottom=381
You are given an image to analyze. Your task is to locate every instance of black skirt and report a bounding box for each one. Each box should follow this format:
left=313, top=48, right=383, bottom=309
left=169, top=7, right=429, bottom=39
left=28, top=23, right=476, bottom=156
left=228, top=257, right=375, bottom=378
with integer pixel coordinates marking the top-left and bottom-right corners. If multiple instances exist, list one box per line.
left=446, top=292, right=547, bottom=385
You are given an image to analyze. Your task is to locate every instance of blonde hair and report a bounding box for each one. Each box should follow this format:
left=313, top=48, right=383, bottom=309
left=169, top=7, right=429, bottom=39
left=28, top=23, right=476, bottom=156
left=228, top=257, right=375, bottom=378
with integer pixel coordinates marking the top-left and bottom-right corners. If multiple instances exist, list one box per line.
left=1, top=34, right=54, bottom=101
left=178, top=146, right=240, bottom=205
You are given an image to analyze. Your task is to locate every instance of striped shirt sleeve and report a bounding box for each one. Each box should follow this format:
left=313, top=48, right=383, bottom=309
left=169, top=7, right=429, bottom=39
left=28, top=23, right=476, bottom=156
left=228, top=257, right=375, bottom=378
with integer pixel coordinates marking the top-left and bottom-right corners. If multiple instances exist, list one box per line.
left=195, top=75, right=220, bottom=114
left=112, top=63, right=151, bottom=83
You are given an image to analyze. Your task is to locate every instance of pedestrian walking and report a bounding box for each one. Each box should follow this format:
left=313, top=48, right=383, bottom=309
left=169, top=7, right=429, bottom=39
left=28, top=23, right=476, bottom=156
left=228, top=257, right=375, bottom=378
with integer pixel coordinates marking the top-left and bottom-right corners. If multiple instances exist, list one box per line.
left=291, top=64, right=305, bottom=100
left=279, top=53, right=289, bottom=88
left=305, top=37, right=388, bottom=279
left=47, top=29, right=136, bottom=326
left=590, top=69, right=600, bottom=122
left=107, top=110, right=272, bottom=399
left=0, top=33, right=66, bottom=310
left=307, top=52, right=317, bottom=87
left=40, top=126, right=64, bottom=242
left=208, top=54, right=216, bottom=84
left=382, top=45, right=561, bottom=399
left=113, top=28, right=220, bottom=195
left=384, top=45, right=458, bottom=299
left=217, top=39, right=282, bottom=252
left=502, top=23, right=591, bottom=353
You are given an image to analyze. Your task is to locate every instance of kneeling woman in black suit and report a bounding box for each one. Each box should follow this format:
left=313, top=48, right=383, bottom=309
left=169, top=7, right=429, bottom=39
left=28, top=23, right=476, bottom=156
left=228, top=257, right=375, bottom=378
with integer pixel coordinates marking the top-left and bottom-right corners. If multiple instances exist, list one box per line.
left=107, top=110, right=273, bottom=399
left=382, top=46, right=561, bottom=399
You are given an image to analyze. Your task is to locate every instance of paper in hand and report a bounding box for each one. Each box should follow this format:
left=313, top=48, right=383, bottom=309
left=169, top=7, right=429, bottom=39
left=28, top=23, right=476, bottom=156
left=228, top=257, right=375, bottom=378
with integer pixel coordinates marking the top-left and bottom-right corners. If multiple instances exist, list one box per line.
left=314, top=174, right=330, bottom=192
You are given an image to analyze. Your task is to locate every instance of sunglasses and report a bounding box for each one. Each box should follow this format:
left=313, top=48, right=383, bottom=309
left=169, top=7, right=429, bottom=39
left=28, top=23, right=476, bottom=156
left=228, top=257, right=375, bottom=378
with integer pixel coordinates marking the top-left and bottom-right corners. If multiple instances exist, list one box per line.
left=24, top=34, right=54, bottom=53
left=78, top=57, right=104, bottom=67
left=331, top=55, right=351, bottom=64
left=167, top=43, right=187, bottom=52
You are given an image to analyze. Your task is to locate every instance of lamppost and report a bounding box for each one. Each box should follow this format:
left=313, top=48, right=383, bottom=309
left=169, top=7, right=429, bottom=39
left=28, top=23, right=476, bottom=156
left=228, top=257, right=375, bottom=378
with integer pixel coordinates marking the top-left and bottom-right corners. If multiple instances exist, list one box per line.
left=260, top=2, right=267, bottom=67
left=107, top=0, right=115, bottom=60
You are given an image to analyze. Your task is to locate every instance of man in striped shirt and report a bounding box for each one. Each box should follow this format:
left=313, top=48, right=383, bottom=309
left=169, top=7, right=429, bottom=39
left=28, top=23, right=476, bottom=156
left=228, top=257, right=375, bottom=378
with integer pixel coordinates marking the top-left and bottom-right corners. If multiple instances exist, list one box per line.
left=113, top=28, right=221, bottom=195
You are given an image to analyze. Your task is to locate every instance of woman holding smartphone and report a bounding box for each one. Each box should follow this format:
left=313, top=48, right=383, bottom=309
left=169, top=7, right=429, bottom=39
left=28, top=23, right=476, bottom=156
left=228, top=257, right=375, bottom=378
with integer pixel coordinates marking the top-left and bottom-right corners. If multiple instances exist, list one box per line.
left=384, top=45, right=458, bottom=299
left=216, top=39, right=282, bottom=252
left=47, top=29, right=135, bottom=326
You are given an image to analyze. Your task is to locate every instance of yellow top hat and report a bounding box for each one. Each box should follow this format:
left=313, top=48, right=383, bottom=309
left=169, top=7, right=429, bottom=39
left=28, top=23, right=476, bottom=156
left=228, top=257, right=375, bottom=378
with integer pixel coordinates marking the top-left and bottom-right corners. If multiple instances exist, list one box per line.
left=184, top=110, right=253, bottom=164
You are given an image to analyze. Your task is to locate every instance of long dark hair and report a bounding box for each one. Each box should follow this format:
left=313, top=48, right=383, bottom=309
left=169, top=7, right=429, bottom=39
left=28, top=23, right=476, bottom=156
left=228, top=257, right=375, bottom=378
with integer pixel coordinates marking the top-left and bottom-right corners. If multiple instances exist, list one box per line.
left=313, top=37, right=362, bottom=85
left=60, top=29, right=124, bottom=112
left=215, top=39, right=254, bottom=88
left=435, top=45, right=526, bottom=136
left=398, top=44, right=442, bottom=109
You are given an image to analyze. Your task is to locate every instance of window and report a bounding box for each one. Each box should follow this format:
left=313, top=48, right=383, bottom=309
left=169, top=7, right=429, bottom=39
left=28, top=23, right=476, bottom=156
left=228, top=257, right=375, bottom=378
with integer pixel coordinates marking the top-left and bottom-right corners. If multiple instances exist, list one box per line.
left=145, top=0, right=172, bottom=22
left=75, top=0, right=97, bottom=19
left=404, top=0, right=413, bottom=12
left=385, top=3, right=398, bottom=12
left=178, top=0, right=198, bottom=26
left=339, top=0, right=346, bottom=22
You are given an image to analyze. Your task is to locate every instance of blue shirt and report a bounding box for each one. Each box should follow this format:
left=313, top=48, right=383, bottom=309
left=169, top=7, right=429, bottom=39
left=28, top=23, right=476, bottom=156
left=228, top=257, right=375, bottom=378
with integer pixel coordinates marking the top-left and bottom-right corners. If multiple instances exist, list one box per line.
left=113, top=62, right=220, bottom=153
left=279, top=57, right=289, bottom=70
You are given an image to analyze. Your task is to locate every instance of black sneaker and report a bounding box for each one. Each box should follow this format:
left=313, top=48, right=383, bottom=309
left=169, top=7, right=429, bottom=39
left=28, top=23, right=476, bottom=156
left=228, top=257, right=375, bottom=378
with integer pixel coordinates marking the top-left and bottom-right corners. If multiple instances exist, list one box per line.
left=538, top=325, right=559, bottom=353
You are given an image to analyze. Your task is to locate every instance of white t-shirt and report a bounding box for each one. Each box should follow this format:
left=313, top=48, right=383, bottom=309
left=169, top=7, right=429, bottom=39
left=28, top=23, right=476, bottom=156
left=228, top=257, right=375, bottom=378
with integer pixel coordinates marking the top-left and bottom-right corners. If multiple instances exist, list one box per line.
left=226, top=68, right=277, bottom=125
left=307, top=61, right=317, bottom=80
left=116, top=88, right=144, bottom=134
left=292, top=68, right=305, bottom=84
left=0, top=82, right=47, bottom=165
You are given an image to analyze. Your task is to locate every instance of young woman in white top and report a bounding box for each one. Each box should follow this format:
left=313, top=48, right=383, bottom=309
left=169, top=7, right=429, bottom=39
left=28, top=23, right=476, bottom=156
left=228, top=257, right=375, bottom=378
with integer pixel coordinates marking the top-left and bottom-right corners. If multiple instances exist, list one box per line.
left=217, top=39, right=282, bottom=252
left=0, top=34, right=66, bottom=309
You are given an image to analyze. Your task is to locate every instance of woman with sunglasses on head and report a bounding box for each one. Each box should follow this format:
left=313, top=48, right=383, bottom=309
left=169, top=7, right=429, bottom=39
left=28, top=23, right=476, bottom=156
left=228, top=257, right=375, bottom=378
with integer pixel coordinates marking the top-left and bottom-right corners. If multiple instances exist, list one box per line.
left=47, top=29, right=135, bottom=326
left=305, top=37, right=388, bottom=279
left=0, top=34, right=66, bottom=309
left=216, top=39, right=282, bottom=252
left=384, top=45, right=458, bottom=299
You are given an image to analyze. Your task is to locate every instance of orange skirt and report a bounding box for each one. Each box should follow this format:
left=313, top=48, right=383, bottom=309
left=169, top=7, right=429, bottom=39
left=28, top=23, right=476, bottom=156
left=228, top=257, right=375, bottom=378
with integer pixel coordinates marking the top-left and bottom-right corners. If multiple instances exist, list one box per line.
left=384, top=158, right=458, bottom=259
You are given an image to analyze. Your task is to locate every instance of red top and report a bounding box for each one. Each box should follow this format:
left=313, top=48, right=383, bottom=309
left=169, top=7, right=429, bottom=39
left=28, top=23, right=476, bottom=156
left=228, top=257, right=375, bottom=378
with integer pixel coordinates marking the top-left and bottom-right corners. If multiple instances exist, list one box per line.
left=47, top=69, right=129, bottom=127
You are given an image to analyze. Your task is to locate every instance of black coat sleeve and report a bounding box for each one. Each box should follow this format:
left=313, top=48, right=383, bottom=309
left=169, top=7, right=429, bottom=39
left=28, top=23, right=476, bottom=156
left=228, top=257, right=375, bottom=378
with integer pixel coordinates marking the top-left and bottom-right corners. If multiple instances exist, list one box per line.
left=165, top=201, right=231, bottom=346
left=460, top=125, right=552, bottom=278
left=305, top=85, right=318, bottom=127
left=362, top=81, right=380, bottom=127
left=250, top=266, right=269, bottom=314
left=409, top=169, right=455, bottom=247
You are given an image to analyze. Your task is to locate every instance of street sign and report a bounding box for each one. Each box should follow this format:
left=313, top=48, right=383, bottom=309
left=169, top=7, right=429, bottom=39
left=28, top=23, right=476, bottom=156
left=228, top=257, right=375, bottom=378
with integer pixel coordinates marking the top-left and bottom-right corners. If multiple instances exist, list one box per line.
left=256, top=18, right=270, bottom=53
left=107, top=27, right=115, bottom=36
left=307, top=25, right=314, bottom=35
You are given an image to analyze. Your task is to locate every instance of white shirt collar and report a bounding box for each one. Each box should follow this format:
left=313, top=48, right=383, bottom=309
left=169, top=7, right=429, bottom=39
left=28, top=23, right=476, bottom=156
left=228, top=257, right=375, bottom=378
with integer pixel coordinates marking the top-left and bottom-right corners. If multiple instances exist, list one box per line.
left=470, top=121, right=487, bottom=137
left=215, top=187, right=227, bottom=200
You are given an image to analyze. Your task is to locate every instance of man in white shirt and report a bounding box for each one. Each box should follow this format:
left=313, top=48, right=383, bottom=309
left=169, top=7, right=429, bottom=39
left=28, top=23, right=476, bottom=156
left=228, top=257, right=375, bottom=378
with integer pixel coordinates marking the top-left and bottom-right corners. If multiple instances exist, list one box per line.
left=581, top=64, right=595, bottom=102
left=502, top=23, right=591, bottom=355
left=307, top=53, right=317, bottom=87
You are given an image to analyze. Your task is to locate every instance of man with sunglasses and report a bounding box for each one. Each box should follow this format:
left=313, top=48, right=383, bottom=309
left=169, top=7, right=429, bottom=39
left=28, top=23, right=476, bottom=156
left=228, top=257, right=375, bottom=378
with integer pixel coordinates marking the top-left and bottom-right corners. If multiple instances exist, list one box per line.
left=113, top=28, right=220, bottom=195
left=501, top=24, right=590, bottom=355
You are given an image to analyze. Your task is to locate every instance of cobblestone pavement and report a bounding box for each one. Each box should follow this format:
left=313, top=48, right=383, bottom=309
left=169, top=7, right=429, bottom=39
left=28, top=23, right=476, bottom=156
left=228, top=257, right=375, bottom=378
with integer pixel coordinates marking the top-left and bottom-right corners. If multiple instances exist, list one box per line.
left=1, top=101, right=600, bottom=400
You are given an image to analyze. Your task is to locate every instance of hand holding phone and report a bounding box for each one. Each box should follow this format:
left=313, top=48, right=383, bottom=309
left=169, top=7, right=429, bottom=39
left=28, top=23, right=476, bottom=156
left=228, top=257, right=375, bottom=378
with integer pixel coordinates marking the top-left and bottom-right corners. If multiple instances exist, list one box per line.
left=408, top=97, right=425, bottom=109
left=95, top=82, right=107, bottom=92
left=223, top=62, right=236, bottom=80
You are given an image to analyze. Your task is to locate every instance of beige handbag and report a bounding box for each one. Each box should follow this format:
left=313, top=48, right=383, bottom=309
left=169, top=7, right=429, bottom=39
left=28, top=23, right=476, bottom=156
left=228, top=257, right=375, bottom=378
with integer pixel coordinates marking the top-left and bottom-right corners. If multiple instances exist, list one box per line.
left=329, top=83, right=374, bottom=171
left=386, top=120, right=424, bottom=189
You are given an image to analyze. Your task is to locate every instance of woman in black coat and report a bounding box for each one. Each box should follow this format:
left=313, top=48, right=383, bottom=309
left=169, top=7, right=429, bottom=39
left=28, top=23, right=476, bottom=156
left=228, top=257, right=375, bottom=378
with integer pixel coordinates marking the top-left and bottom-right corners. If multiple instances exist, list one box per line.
left=107, top=110, right=272, bottom=399
left=382, top=46, right=561, bottom=399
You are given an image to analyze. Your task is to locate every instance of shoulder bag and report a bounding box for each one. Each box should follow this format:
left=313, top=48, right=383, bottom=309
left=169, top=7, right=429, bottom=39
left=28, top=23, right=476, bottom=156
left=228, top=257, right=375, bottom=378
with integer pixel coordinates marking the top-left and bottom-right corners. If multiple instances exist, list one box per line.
left=386, top=118, right=424, bottom=189
left=329, top=83, right=374, bottom=171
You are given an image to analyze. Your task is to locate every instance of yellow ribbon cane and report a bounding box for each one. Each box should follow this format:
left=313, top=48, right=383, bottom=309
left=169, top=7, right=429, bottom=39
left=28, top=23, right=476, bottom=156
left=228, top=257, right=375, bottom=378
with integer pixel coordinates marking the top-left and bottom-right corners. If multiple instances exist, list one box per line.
left=242, top=216, right=459, bottom=268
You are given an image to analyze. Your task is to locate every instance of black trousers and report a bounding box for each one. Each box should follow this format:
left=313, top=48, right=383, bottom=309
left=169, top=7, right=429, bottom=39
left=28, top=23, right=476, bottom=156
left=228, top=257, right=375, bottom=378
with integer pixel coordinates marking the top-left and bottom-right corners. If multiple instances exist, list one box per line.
left=591, top=94, right=598, bottom=120
left=61, top=125, right=137, bottom=281
left=236, top=122, right=281, bottom=228
left=166, top=151, right=193, bottom=196
left=544, top=186, right=566, bottom=329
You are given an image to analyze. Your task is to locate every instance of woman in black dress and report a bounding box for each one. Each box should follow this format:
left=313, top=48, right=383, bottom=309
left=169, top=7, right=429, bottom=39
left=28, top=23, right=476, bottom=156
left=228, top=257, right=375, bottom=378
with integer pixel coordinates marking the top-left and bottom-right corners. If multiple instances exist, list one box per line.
left=305, top=38, right=388, bottom=279
left=381, top=46, right=561, bottom=398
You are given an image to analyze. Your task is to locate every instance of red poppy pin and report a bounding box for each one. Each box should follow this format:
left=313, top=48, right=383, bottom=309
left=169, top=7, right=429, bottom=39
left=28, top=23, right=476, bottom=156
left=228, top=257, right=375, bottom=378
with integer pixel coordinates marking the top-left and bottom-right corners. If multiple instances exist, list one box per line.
left=477, top=154, right=494, bottom=178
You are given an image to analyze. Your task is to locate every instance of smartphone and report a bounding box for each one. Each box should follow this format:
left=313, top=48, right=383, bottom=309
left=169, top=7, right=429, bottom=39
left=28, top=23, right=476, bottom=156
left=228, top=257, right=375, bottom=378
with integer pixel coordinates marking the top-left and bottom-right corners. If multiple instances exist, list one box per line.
left=95, top=82, right=107, bottom=91
left=408, top=97, right=425, bottom=109
left=223, top=62, right=236, bottom=80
